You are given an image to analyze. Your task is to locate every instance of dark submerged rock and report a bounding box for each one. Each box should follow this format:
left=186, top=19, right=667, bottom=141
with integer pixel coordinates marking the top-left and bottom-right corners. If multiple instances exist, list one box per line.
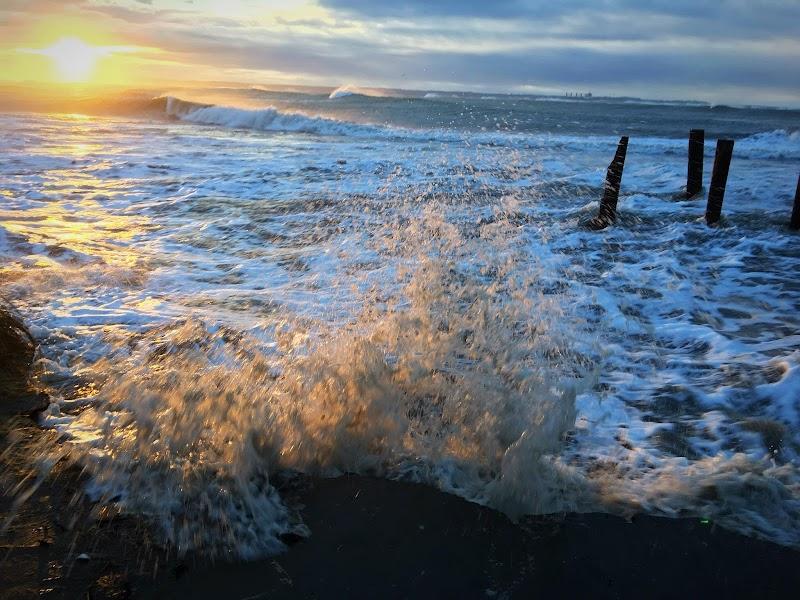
left=0, top=305, right=46, bottom=416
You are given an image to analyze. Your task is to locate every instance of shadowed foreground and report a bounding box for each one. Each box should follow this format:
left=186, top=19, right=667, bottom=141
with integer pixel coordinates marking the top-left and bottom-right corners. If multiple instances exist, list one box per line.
left=5, top=463, right=800, bottom=599
left=145, top=473, right=800, bottom=599
left=2, top=305, right=799, bottom=599
left=5, top=423, right=799, bottom=599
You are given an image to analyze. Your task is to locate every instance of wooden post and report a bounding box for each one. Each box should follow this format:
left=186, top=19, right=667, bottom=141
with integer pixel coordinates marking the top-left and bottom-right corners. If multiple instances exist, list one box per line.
left=587, top=136, right=629, bottom=230
left=705, top=139, right=734, bottom=226
left=791, top=174, right=800, bottom=230
left=686, top=129, right=704, bottom=198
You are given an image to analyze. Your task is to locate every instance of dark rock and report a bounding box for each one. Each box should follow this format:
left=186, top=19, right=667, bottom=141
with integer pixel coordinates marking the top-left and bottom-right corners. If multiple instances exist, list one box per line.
left=278, top=531, right=306, bottom=546
left=173, top=562, right=189, bottom=580
left=0, top=305, right=44, bottom=416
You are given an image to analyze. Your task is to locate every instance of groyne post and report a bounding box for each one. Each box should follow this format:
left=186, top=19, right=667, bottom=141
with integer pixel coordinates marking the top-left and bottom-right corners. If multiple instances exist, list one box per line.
left=685, top=129, right=704, bottom=199
left=588, top=136, right=629, bottom=230
left=705, top=139, right=734, bottom=226
left=791, top=174, right=800, bottom=230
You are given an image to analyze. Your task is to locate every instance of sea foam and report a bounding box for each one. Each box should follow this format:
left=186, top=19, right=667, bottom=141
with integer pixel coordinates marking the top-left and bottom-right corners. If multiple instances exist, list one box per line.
left=41, top=206, right=588, bottom=557
left=3, top=99, right=799, bottom=559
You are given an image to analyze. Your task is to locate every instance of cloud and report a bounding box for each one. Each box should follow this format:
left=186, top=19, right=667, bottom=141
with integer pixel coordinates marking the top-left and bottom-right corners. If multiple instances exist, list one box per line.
left=320, top=0, right=800, bottom=38
left=3, top=0, right=799, bottom=104
left=117, top=16, right=796, bottom=100
left=319, top=0, right=532, bottom=18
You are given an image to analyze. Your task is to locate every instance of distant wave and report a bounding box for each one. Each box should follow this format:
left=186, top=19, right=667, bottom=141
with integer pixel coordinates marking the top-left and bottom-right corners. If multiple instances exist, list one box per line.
left=423, top=92, right=463, bottom=99
left=329, top=85, right=360, bottom=99
left=157, top=95, right=502, bottom=142
left=162, top=95, right=385, bottom=137
left=147, top=97, right=800, bottom=162
left=328, top=85, right=400, bottom=100
left=155, top=95, right=521, bottom=143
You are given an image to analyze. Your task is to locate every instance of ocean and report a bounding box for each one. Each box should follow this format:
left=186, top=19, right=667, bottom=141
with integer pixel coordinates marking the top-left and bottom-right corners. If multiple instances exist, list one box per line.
left=1, top=86, right=799, bottom=557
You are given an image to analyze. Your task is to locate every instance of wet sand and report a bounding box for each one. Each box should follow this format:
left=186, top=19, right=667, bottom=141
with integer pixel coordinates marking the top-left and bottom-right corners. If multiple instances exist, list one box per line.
left=4, top=451, right=800, bottom=599
left=147, top=473, right=800, bottom=599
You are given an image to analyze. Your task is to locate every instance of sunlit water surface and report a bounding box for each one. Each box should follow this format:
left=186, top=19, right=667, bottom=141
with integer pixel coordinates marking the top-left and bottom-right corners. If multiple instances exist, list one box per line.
left=1, top=90, right=799, bottom=556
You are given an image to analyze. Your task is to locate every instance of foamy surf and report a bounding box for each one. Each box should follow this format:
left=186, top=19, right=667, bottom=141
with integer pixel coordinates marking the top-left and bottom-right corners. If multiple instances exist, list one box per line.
left=1, top=90, right=799, bottom=558
left=327, top=85, right=398, bottom=99
left=36, top=206, right=589, bottom=557
left=162, top=95, right=384, bottom=137
left=156, top=95, right=800, bottom=162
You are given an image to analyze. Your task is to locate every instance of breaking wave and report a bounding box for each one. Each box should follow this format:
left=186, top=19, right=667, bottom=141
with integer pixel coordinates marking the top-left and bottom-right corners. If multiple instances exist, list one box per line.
left=735, top=129, right=800, bottom=159
left=160, top=95, right=385, bottom=137
left=329, top=86, right=359, bottom=99
left=40, top=205, right=591, bottom=558
left=151, top=97, right=800, bottom=162
left=327, top=85, right=397, bottom=99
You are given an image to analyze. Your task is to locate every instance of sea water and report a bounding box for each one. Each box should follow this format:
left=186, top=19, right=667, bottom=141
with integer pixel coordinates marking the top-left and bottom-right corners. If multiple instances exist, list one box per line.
left=1, top=87, right=798, bottom=557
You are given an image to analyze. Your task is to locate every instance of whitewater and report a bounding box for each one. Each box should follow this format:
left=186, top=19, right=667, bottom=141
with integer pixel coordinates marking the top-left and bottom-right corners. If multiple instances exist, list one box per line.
left=1, top=86, right=799, bottom=557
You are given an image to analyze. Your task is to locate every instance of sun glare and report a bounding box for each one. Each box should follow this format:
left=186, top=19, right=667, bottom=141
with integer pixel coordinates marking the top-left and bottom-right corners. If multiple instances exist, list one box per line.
left=37, top=37, right=106, bottom=83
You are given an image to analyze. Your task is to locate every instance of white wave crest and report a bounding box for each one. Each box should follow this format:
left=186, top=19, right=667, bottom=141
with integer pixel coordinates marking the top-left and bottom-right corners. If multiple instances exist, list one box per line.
left=735, top=129, right=800, bottom=159
left=164, top=95, right=381, bottom=137
left=328, top=85, right=359, bottom=99
left=328, top=85, right=398, bottom=100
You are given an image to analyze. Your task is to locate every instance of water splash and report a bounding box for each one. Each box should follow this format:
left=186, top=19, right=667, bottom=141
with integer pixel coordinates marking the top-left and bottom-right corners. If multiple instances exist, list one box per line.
left=44, top=204, right=589, bottom=557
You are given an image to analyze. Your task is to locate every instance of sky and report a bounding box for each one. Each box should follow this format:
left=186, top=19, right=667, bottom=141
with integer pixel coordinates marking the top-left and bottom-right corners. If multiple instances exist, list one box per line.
left=1, top=0, right=799, bottom=106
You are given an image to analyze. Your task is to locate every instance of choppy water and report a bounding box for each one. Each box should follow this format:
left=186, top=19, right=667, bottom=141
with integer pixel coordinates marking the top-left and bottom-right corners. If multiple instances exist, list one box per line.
left=1, top=87, right=799, bottom=557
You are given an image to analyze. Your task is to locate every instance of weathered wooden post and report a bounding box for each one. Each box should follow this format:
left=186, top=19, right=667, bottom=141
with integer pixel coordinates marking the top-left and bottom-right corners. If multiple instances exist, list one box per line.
left=587, top=136, right=629, bottom=230
left=685, top=129, right=704, bottom=198
left=791, top=174, right=800, bottom=230
left=705, top=139, right=734, bottom=226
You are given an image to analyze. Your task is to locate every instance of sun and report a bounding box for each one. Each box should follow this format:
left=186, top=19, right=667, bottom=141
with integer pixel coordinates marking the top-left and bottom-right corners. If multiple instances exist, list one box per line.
left=14, top=31, right=146, bottom=86
left=37, top=37, right=108, bottom=83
